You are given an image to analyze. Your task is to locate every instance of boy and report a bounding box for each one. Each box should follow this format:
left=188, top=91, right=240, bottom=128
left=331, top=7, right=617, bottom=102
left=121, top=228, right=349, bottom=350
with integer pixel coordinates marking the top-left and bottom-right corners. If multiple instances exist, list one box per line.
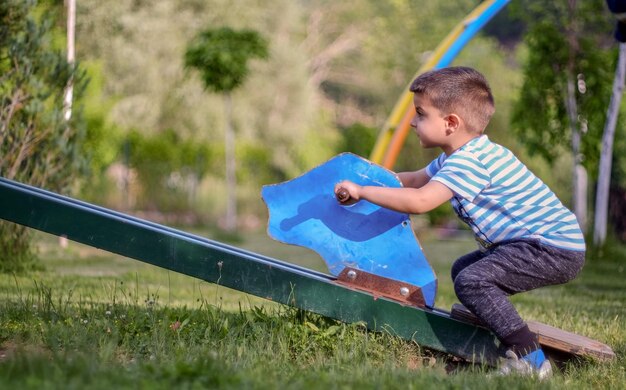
left=335, top=66, right=585, bottom=378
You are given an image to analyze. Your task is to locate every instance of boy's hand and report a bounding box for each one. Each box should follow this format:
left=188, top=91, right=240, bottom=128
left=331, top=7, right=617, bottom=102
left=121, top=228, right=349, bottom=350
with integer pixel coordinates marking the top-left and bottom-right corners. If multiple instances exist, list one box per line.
left=335, top=178, right=453, bottom=213
left=335, top=181, right=361, bottom=205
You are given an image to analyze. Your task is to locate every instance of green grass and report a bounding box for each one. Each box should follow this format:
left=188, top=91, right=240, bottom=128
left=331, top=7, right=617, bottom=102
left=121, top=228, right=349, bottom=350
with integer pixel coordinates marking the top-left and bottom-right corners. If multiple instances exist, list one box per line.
left=0, top=229, right=624, bottom=389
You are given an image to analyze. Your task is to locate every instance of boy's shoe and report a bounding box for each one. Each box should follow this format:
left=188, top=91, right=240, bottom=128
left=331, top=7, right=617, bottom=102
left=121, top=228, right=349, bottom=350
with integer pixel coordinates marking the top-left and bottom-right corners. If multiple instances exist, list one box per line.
left=499, top=349, right=553, bottom=380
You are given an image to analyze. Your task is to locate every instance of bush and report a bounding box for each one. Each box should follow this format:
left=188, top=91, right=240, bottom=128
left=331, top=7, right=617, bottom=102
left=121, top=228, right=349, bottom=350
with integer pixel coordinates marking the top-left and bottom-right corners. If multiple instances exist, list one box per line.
left=0, top=0, right=87, bottom=272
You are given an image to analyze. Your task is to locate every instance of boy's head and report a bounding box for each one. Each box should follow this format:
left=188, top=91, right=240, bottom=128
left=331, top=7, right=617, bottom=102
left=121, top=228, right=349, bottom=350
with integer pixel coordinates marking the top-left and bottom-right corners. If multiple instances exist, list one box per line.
left=410, top=66, right=495, bottom=134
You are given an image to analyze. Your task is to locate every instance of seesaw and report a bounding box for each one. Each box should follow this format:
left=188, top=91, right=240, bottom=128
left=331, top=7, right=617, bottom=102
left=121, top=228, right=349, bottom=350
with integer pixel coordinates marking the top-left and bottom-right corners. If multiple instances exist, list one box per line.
left=262, top=153, right=615, bottom=364
left=0, top=154, right=614, bottom=365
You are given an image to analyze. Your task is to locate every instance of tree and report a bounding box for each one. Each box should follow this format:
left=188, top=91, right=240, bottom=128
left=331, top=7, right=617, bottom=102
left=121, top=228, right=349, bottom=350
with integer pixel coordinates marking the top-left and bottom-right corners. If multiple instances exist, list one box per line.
left=594, top=2, right=626, bottom=246
left=184, top=27, right=268, bottom=232
left=594, top=43, right=626, bottom=245
left=511, top=1, right=614, bottom=233
left=125, top=128, right=213, bottom=214
left=0, top=0, right=87, bottom=272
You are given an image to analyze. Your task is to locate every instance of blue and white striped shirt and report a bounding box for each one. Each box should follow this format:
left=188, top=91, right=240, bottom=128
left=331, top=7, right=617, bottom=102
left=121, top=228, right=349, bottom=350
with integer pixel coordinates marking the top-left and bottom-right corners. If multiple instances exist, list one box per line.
left=426, top=135, right=585, bottom=252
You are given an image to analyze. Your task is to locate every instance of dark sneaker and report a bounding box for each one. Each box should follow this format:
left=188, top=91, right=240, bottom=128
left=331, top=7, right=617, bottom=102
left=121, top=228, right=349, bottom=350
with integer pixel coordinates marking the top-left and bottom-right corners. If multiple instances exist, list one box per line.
left=499, top=350, right=552, bottom=380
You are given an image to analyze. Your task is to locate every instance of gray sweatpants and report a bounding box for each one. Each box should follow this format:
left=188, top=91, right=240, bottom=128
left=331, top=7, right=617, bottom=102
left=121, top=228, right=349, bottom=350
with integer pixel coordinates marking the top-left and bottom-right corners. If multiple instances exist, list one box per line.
left=451, top=238, right=585, bottom=341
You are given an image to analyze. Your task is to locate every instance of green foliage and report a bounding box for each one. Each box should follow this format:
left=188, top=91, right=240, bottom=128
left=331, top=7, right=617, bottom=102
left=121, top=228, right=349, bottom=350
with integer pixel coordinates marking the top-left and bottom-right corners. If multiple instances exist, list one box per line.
left=80, top=60, right=122, bottom=175
left=67, top=0, right=625, bottom=230
left=126, top=129, right=213, bottom=212
left=184, top=27, right=268, bottom=93
left=0, top=0, right=87, bottom=187
left=511, top=1, right=616, bottom=178
left=306, top=1, right=479, bottom=120
left=184, top=25, right=270, bottom=230
left=0, top=224, right=40, bottom=273
left=74, top=0, right=492, bottom=197
left=0, top=0, right=87, bottom=272
left=237, top=142, right=286, bottom=184
left=337, top=123, right=377, bottom=158
left=612, top=129, right=626, bottom=188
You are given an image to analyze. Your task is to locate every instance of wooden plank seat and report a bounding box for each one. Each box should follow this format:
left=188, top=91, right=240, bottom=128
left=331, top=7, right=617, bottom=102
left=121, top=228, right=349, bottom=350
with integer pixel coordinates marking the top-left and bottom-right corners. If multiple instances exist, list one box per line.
left=450, top=303, right=616, bottom=362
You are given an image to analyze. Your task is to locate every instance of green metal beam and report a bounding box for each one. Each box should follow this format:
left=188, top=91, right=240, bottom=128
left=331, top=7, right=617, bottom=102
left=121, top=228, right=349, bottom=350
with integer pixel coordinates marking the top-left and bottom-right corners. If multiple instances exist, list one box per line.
left=0, top=177, right=500, bottom=363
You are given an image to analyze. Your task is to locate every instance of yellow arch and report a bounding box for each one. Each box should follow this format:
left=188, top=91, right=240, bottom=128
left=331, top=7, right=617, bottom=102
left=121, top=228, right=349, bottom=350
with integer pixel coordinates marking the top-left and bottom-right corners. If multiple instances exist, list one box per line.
left=370, top=0, right=506, bottom=167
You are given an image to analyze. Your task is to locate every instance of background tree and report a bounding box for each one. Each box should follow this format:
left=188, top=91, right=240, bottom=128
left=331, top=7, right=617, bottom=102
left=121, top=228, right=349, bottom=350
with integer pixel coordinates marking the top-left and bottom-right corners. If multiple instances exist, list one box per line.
left=69, top=0, right=590, bottom=234
left=594, top=1, right=626, bottom=246
left=184, top=27, right=268, bottom=232
left=594, top=44, right=626, bottom=246
left=510, top=0, right=615, bottom=233
left=125, top=128, right=213, bottom=214
left=0, top=0, right=87, bottom=271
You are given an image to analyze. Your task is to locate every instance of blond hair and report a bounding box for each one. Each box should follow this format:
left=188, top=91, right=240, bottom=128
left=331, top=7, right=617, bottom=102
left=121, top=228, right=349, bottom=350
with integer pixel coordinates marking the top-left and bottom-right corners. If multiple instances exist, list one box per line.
left=410, top=66, right=495, bottom=133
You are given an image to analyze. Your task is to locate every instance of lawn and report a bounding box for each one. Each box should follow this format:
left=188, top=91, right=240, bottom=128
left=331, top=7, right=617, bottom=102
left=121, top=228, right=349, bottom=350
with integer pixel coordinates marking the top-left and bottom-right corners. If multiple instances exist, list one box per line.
left=0, top=227, right=624, bottom=389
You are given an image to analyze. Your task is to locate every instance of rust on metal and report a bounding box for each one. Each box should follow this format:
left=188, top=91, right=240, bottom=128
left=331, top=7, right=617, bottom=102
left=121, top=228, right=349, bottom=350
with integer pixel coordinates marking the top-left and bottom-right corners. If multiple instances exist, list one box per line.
left=335, top=267, right=426, bottom=308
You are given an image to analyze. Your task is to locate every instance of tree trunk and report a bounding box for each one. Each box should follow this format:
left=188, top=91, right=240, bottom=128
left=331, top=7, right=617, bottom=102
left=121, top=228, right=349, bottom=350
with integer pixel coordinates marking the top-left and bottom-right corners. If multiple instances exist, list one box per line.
left=60, top=0, right=76, bottom=249
left=593, top=42, right=626, bottom=246
left=224, top=92, right=237, bottom=232
left=63, top=0, right=75, bottom=122
left=565, top=74, right=587, bottom=232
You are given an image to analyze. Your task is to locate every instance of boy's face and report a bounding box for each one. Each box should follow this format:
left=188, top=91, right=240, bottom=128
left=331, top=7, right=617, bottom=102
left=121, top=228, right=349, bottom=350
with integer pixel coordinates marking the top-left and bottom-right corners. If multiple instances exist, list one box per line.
left=410, top=93, right=448, bottom=149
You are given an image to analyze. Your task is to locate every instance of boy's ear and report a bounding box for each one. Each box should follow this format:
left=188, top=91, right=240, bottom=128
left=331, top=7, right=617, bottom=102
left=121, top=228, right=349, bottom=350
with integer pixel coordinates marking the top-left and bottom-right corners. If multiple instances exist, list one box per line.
left=445, top=114, right=461, bottom=133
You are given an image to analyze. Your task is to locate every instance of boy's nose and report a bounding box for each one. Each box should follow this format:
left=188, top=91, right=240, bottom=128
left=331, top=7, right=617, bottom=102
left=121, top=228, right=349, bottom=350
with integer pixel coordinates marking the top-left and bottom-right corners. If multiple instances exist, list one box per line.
left=410, top=115, right=417, bottom=128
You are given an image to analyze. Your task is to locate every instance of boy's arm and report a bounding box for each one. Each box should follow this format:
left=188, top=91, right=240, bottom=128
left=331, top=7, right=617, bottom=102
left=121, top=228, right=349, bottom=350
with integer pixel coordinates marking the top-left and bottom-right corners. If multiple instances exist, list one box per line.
left=335, top=180, right=453, bottom=214
left=397, top=168, right=430, bottom=189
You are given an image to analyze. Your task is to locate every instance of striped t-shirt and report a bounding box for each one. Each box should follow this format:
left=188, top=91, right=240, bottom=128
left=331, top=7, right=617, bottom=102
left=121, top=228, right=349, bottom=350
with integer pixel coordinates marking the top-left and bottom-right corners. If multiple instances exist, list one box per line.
left=426, top=135, right=585, bottom=252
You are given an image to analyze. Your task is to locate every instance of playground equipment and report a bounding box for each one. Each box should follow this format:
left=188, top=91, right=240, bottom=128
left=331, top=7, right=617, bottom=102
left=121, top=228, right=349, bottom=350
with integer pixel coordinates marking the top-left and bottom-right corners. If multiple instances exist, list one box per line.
left=370, top=0, right=511, bottom=168
left=0, top=176, right=500, bottom=363
left=0, top=161, right=615, bottom=365
left=262, top=153, right=437, bottom=308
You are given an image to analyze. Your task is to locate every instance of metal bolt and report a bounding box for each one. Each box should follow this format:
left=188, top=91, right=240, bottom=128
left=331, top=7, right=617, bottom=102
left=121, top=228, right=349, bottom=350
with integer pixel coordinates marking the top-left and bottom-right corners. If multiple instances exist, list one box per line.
left=400, top=287, right=410, bottom=296
left=347, top=270, right=357, bottom=280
